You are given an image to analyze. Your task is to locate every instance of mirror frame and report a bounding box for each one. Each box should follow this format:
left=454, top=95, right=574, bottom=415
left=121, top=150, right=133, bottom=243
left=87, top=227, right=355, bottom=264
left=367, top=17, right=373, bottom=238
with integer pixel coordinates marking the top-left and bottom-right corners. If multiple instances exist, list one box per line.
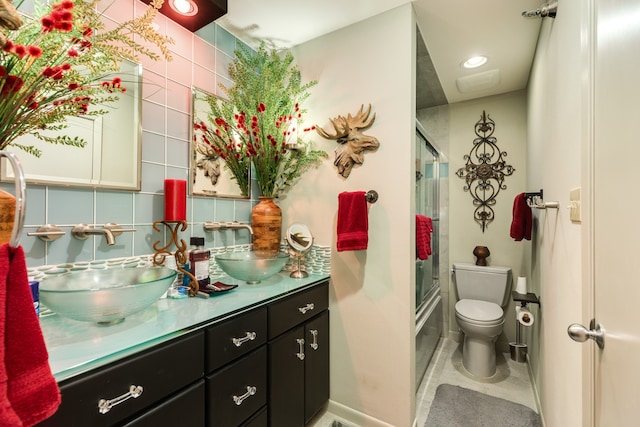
left=190, top=87, right=250, bottom=199
left=0, top=61, right=143, bottom=190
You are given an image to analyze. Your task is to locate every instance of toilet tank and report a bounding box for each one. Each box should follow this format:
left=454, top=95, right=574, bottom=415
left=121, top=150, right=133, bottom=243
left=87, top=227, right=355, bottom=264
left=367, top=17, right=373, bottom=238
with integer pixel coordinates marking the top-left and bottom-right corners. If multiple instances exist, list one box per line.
left=452, top=263, right=512, bottom=306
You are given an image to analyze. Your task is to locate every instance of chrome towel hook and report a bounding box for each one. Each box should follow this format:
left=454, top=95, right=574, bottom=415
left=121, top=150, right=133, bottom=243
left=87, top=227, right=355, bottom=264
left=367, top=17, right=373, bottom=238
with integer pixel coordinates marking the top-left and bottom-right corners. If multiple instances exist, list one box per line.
left=0, top=152, right=26, bottom=248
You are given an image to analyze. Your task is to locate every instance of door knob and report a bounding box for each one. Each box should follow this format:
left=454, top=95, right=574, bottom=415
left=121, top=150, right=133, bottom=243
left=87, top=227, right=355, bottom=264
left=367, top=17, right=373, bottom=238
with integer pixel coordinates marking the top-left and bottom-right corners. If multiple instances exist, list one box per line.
left=567, top=319, right=605, bottom=349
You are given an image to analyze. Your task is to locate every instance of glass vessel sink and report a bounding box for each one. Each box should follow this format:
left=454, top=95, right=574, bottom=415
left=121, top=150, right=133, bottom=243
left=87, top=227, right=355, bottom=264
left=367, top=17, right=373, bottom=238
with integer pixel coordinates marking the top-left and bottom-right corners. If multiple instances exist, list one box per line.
left=39, top=267, right=177, bottom=325
left=215, top=251, right=289, bottom=284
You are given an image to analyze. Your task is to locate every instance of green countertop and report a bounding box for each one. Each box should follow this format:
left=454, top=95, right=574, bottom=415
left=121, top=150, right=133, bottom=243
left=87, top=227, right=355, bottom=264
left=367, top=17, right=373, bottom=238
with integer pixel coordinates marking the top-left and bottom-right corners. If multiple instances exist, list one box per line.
left=40, top=272, right=330, bottom=383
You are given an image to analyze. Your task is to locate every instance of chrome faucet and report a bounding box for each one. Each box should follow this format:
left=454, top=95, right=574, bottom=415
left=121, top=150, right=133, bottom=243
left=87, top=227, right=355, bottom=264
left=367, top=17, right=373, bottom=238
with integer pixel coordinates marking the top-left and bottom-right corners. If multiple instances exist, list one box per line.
left=203, top=221, right=254, bottom=241
left=72, top=223, right=136, bottom=246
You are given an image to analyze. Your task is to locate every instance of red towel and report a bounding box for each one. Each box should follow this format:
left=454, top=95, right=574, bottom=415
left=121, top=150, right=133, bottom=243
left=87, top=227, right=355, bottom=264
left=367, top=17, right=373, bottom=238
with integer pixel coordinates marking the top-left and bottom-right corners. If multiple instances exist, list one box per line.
left=0, top=244, right=60, bottom=426
left=337, top=191, right=369, bottom=252
left=510, top=193, right=532, bottom=241
left=416, top=215, right=433, bottom=260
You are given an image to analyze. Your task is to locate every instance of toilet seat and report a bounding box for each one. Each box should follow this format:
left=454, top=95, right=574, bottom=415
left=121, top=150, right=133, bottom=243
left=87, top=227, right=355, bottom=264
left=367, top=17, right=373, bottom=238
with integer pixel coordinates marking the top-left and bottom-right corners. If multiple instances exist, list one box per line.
left=455, top=299, right=503, bottom=325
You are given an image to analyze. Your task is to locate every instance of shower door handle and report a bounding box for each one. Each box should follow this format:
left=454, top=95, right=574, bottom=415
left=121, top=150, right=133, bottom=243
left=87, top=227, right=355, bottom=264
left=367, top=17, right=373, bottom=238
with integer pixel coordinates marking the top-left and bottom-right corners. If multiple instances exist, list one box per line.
left=567, top=319, right=605, bottom=349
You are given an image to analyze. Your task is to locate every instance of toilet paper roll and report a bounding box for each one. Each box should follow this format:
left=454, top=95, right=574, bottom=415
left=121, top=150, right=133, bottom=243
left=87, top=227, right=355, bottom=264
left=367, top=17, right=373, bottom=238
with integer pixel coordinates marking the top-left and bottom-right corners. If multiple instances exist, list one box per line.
left=516, top=306, right=534, bottom=326
left=516, top=276, right=527, bottom=294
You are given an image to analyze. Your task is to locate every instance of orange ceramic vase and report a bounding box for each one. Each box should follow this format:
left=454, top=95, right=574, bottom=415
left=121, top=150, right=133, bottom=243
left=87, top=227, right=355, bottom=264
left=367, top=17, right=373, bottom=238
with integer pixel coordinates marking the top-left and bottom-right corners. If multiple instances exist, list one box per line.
left=251, top=197, right=282, bottom=257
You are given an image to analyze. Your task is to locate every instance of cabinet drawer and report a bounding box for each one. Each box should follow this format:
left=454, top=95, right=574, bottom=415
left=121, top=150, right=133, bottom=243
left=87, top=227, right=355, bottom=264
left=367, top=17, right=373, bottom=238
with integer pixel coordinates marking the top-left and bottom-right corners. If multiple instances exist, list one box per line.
left=122, top=380, right=205, bottom=426
left=268, top=282, right=328, bottom=338
left=39, top=332, right=204, bottom=427
left=206, top=307, right=267, bottom=372
left=206, top=346, right=267, bottom=427
left=242, top=406, right=267, bottom=427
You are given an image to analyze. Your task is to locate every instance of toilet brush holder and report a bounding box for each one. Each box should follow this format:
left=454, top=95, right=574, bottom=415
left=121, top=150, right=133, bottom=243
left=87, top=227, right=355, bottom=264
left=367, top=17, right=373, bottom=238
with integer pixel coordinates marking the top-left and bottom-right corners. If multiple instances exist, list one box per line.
left=510, top=318, right=527, bottom=363
left=509, top=342, right=527, bottom=363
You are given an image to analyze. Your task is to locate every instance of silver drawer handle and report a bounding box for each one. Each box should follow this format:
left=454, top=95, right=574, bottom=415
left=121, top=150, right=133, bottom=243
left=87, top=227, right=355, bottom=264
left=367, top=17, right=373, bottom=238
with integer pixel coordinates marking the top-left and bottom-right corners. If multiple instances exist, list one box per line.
left=296, top=338, right=305, bottom=360
left=298, top=303, right=315, bottom=314
left=233, top=386, right=257, bottom=406
left=98, top=385, right=144, bottom=414
left=232, top=331, right=257, bottom=347
left=309, top=329, right=319, bottom=350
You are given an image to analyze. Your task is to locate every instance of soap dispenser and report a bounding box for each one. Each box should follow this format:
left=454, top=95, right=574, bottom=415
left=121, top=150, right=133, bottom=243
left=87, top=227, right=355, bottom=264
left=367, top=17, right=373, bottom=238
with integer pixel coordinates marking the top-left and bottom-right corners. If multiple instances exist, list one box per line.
left=188, top=237, right=210, bottom=289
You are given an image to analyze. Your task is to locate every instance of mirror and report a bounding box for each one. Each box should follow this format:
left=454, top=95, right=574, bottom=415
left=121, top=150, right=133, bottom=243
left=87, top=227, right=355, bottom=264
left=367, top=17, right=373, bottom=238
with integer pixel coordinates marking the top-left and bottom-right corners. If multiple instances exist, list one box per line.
left=190, top=87, right=249, bottom=199
left=1, top=60, right=142, bottom=190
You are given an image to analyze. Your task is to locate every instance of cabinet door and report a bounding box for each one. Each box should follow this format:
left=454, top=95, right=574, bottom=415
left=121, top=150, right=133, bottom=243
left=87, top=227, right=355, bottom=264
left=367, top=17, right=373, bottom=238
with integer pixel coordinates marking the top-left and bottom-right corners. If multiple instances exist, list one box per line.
left=269, top=325, right=304, bottom=426
left=304, top=311, right=330, bottom=424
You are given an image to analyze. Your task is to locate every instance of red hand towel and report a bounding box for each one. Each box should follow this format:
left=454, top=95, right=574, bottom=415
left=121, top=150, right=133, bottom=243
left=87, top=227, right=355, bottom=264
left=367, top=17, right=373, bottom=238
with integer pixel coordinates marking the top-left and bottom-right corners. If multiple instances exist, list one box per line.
left=0, top=244, right=60, bottom=426
left=337, top=191, right=369, bottom=252
left=416, top=215, right=433, bottom=260
left=510, top=193, right=533, bottom=241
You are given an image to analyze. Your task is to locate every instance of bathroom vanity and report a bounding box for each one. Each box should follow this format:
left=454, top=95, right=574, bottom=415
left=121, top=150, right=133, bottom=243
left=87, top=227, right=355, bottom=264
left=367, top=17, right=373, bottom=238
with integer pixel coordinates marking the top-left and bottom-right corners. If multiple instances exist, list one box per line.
left=36, top=273, right=330, bottom=427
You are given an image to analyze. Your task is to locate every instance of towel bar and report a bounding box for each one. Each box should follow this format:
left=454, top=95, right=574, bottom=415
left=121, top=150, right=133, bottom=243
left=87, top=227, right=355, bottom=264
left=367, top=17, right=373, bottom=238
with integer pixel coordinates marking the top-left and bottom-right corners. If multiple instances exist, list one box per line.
left=365, top=190, right=378, bottom=204
left=524, top=189, right=559, bottom=210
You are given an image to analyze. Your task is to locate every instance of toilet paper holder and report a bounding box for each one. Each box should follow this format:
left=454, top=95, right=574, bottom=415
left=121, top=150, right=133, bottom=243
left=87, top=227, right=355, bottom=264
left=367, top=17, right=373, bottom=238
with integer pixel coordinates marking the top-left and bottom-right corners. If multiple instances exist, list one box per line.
left=511, top=290, right=540, bottom=306
left=510, top=291, right=540, bottom=363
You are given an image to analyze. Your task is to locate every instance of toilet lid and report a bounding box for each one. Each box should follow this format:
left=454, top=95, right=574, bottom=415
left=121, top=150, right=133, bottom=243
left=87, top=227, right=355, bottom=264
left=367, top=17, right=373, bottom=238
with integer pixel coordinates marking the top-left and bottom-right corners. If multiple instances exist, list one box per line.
left=455, top=299, right=503, bottom=323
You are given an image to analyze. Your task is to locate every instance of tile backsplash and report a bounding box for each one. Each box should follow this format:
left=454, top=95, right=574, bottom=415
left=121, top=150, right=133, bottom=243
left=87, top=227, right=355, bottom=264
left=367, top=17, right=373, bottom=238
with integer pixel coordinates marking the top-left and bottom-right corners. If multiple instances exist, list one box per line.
left=0, top=2, right=255, bottom=268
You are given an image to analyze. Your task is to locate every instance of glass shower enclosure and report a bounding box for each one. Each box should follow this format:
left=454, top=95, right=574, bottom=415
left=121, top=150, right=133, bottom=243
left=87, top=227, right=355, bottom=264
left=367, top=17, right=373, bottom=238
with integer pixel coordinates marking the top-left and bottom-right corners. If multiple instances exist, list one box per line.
left=415, top=123, right=443, bottom=390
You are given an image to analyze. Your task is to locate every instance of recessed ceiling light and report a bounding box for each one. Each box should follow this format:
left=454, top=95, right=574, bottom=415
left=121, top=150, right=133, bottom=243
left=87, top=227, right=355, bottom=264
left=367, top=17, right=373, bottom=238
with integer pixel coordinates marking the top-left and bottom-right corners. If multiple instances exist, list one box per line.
left=462, top=56, right=488, bottom=69
left=170, top=0, right=198, bottom=16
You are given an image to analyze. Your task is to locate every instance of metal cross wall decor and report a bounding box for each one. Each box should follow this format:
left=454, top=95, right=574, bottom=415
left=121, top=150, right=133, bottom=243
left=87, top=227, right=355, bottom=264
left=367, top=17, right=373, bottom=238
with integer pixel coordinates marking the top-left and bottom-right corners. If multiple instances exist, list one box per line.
left=455, top=110, right=515, bottom=232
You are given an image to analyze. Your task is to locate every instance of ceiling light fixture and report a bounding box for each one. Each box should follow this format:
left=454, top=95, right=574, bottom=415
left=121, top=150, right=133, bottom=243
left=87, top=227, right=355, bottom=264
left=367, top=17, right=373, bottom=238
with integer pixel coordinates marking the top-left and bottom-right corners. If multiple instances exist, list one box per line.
left=462, top=56, right=488, bottom=69
left=170, top=0, right=198, bottom=16
left=142, top=0, right=227, bottom=32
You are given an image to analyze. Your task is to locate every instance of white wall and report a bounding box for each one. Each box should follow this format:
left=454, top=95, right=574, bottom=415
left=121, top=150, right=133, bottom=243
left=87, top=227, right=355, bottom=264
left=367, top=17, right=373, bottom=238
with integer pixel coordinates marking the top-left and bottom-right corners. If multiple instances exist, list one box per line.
left=448, top=91, right=529, bottom=347
left=526, top=0, right=586, bottom=424
left=281, top=4, right=416, bottom=427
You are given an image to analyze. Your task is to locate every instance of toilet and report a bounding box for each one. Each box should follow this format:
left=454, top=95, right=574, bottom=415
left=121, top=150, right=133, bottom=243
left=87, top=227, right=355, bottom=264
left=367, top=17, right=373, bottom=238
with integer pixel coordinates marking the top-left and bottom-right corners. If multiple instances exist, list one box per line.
left=452, top=263, right=512, bottom=378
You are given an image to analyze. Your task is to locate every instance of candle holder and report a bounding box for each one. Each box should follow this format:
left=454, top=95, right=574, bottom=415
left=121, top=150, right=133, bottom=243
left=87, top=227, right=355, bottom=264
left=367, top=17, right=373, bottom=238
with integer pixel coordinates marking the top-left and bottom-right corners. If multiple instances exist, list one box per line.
left=152, top=220, right=198, bottom=296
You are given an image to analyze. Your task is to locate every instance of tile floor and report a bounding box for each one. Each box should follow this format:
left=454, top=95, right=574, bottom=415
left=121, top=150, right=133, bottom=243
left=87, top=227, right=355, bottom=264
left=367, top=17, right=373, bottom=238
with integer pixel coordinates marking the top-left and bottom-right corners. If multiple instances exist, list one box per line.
left=415, top=338, right=538, bottom=426
left=310, top=337, right=539, bottom=427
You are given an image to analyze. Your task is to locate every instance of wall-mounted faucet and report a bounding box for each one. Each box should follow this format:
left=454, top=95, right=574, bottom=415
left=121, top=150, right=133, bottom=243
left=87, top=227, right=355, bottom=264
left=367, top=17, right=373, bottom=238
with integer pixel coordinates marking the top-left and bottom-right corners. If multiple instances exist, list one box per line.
left=72, top=223, right=136, bottom=246
left=203, top=221, right=254, bottom=242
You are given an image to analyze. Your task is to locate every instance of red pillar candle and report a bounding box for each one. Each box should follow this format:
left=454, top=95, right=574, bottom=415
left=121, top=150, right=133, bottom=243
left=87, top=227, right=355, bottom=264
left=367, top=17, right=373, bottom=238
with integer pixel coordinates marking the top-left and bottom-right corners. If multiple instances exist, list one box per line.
left=164, top=179, right=186, bottom=222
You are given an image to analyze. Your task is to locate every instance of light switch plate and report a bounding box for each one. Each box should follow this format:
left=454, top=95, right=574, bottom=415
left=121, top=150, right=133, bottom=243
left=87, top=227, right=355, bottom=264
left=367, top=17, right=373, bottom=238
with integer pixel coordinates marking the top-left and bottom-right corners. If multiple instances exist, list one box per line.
left=570, top=187, right=581, bottom=223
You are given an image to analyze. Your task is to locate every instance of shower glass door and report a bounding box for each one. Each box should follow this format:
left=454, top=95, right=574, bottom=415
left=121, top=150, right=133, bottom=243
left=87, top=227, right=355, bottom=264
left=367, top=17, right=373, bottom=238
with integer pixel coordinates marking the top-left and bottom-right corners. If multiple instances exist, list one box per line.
left=415, top=128, right=439, bottom=311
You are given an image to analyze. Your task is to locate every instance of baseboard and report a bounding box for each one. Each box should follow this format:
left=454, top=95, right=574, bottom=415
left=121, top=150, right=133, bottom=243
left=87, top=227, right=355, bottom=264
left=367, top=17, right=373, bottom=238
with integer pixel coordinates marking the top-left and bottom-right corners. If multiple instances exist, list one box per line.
left=526, top=353, right=546, bottom=427
left=326, top=400, right=397, bottom=427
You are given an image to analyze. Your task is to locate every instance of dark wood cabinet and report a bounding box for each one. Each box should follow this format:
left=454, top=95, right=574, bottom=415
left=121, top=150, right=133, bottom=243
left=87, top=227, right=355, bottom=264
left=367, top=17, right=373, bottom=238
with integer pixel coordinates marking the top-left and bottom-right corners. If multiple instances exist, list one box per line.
left=37, top=279, right=329, bottom=427
left=268, top=283, right=330, bottom=426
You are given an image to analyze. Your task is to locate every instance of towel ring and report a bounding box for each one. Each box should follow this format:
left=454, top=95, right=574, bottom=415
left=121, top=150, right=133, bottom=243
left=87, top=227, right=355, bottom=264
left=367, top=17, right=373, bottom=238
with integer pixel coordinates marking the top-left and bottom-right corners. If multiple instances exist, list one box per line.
left=0, top=152, right=26, bottom=248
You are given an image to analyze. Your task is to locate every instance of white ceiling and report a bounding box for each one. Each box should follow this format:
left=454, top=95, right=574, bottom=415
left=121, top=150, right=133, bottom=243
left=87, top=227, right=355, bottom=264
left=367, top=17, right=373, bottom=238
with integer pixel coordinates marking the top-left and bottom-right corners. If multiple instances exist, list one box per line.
left=215, top=0, right=547, bottom=108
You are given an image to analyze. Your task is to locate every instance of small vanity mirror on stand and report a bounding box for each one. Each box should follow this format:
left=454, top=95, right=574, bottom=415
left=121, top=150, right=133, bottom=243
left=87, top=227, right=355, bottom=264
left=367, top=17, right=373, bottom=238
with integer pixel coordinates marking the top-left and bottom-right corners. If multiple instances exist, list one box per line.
left=286, top=223, right=313, bottom=278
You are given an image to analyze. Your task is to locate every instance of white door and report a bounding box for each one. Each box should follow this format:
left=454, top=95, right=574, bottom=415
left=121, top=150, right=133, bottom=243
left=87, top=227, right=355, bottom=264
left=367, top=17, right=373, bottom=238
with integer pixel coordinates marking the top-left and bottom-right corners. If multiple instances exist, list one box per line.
left=582, top=0, right=640, bottom=424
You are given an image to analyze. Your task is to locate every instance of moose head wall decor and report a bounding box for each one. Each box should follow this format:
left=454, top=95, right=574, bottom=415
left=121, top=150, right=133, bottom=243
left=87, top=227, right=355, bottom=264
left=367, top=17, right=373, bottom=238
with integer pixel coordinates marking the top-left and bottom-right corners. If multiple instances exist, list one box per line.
left=316, top=104, right=380, bottom=178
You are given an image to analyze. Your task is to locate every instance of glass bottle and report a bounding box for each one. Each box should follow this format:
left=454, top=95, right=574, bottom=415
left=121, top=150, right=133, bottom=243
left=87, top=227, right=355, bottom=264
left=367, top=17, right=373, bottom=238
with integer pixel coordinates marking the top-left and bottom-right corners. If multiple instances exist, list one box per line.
left=188, top=237, right=210, bottom=289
